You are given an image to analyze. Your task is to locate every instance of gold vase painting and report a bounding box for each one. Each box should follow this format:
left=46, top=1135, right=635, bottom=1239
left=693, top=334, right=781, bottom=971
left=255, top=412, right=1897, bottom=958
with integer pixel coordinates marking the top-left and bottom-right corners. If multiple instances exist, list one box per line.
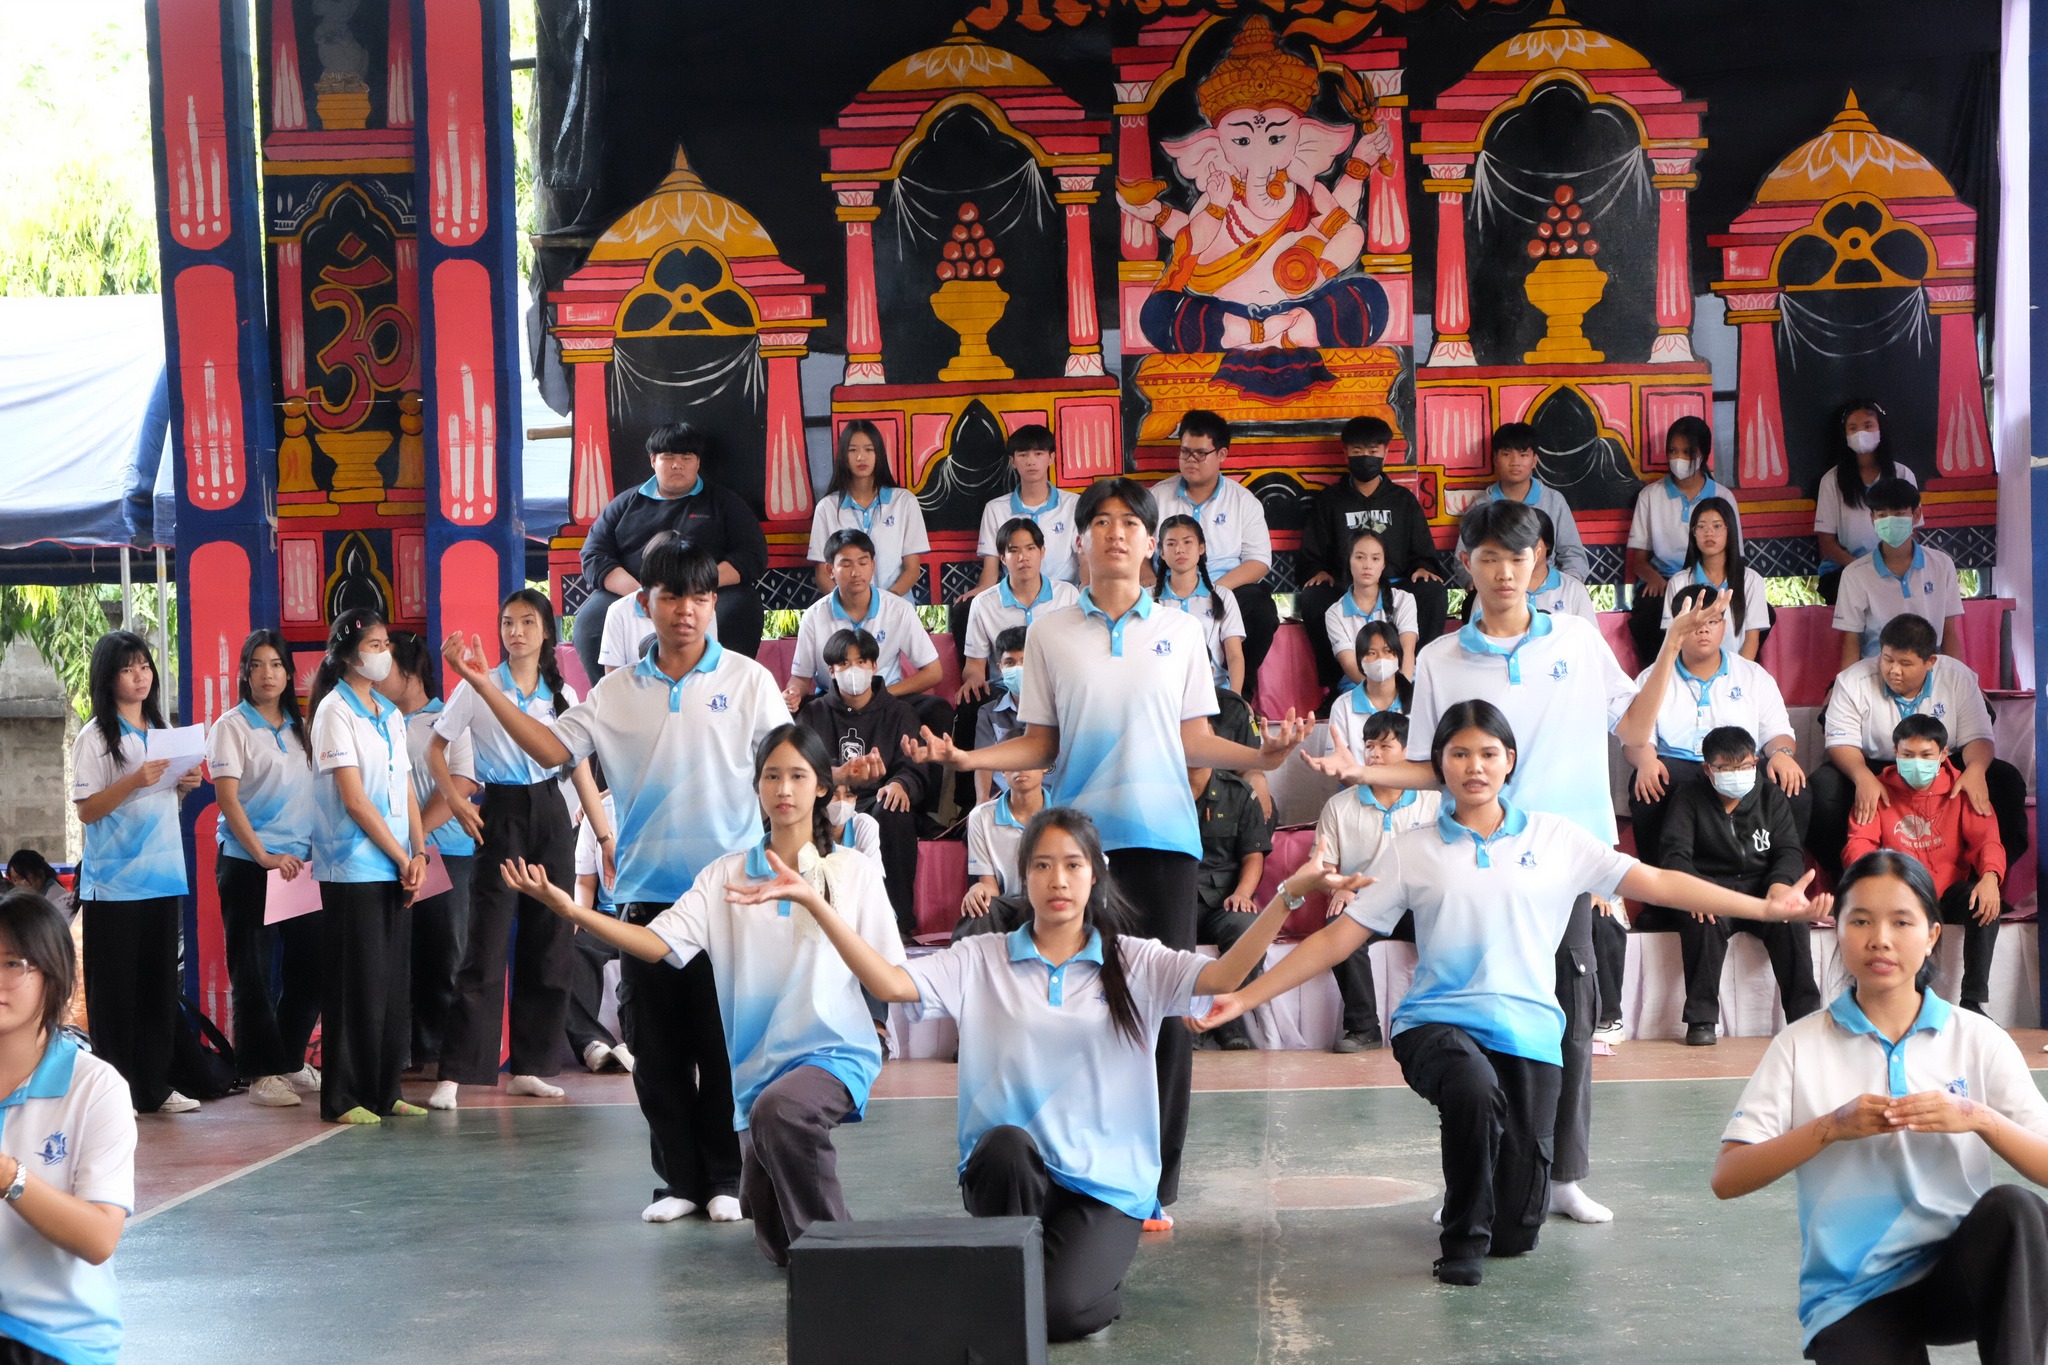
left=1522, top=183, right=1606, bottom=364
left=931, top=201, right=1014, bottom=382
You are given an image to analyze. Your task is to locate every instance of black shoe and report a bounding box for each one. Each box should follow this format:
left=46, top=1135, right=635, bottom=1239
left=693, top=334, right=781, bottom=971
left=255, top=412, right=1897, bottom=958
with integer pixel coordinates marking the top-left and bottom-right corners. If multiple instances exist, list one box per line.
left=1684, top=1023, right=1717, bottom=1047
left=1332, top=1030, right=1383, bottom=1054
left=1432, top=1256, right=1484, bottom=1286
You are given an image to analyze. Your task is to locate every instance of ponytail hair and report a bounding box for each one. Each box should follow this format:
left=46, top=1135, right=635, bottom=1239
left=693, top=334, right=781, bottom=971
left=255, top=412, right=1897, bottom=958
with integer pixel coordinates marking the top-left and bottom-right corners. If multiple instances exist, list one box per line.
left=238, top=628, right=312, bottom=760
left=1014, top=808, right=1146, bottom=1047
left=386, top=630, right=442, bottom=702
left=86, top=631, right=165, bottom=768
left=752, top=723, right=837, bottom=858
left=307, top=608, right=386, bottom=724
left=1154, top=513, right=1224, bottom=621
left=503, top=588, right=570, bottom=718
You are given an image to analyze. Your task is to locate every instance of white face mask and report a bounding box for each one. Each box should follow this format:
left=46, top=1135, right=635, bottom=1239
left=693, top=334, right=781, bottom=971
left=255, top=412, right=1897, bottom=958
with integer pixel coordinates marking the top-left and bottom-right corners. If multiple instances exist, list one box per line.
left=1362, top=657, right=1400, bottom=683
left=826, top=800, right=856, bottom=826
left=834, top=665, right=874, bottom=697
left=353, top=650, right=394, bottom=683
left=1846, top=429, right=1881, bottom=455
left=1667, top=457, right=1696, bottom=482
left=1710, top=767, right=1756, bottom=800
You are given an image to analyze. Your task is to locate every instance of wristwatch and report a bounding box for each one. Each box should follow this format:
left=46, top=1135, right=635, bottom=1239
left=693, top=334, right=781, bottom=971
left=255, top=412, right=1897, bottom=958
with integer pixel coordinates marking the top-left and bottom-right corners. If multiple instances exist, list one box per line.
left=3, top=1157, right=25, bottom=1204
left=1281, top=887, right=1308, bottom=911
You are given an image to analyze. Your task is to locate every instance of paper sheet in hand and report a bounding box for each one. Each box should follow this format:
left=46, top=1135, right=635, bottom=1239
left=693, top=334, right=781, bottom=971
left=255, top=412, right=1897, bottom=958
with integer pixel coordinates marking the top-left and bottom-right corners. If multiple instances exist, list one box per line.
left=265, top=868, right=324, bottom=924
left=136, top=724, right=207, bottom=795
left=419, top=848, right=453, bottom=899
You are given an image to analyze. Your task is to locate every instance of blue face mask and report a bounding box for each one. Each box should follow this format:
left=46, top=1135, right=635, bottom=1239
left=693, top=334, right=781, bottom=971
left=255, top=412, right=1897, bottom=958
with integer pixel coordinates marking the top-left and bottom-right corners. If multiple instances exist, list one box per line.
left=999, top=666, right=1023, bottom=696
left=1872, top=515, right=1915, bottom=548
left=1896, top=756, right=1943, bottom=790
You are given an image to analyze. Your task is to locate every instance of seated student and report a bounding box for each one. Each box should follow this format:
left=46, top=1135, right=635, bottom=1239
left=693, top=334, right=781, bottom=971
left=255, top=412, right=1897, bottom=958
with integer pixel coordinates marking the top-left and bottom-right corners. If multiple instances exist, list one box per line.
left=0, top=892, right=137, bottom=1365
left=960, top=519, right=1079, bottom=703
left=505, top=726, right=906, bottom=1266
left=1833, top=478, right=1964, bottom=667
left=568, top=786, right=633, bottom=1076
left=957, top=766, right=1048, bottom=938
left=5, top=851, right=73, bottom=920
left=1662, top=497, right=1769, bottom=660
left=1325, top=621, right=1411, bottom=761
left=790, top=806, right=1366, bottom=1342
left=972, top=627, right=1029, bottom=807
left=1627, top=583, right=1807, bottom=874
left=1298, top=415, right=1448, bottom=688
left=1713, top=851, right=2048, bottom=1365
left=951, top=424, right=1080, bottom=641
left=595, top=531, right=710, bottom=674
left=1314, top=710, right=1438, bottom=1053
left=1153, top=515, right=1247, bottom=695
left=1191, top=765, right=1274, bottom=1052
left=576, top=422, right=766, bottom=684
left=1152, top=411, right=1278, bottom=696
left=1813, top=398, right=1916, bottom=605
left=1811, top=612, right=2028, bottom=883
left=785, top=529, right=945, bottom=728
left=1625, top=415, right=1738, bottom=664
left=1524, top=509, right=1599, bottom=626
left=796, top=628, right=928, bottom=939
left=825, top=786, right=885, bottom=873
left=1323, top=526, right=1418, bottom=686
left=1208, top=701, right=1828, bottom=1285
left=807, top=419, right=928, bottom=600
left=1844, top=715, right=2007, bottom=1017
left=1657, top=726, right=1822, bottom=1046
left=1482, top=422, right=1585, bottom=578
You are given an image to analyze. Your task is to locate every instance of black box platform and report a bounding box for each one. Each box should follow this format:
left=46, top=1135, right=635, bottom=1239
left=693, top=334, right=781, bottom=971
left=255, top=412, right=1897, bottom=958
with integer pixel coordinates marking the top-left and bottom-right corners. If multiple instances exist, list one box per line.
left=787, top=1216, right=1045, bottom=1365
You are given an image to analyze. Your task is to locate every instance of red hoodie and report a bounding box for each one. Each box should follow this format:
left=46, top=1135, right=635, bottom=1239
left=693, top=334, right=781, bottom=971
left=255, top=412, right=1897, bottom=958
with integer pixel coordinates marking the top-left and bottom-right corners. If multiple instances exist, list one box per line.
left=1842, top=764, right=2006, bottom=897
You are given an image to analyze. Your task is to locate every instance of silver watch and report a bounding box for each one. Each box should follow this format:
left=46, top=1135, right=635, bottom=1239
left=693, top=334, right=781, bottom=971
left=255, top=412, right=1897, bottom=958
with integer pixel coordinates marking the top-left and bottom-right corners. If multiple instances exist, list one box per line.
left=1281, top=887, right=1308, bottom=911
left=3, top=1158, right=25, bottom=1204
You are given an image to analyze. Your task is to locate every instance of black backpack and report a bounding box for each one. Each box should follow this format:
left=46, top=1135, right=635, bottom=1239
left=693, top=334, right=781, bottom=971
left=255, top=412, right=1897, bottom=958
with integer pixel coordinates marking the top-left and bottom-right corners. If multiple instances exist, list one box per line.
left=169, top=995, right=245, bottom=1100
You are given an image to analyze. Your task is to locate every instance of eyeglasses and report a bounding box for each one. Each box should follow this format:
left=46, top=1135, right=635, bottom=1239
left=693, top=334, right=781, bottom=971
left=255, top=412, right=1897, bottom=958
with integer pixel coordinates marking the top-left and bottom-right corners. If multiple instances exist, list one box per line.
left=0, top=958, right=40, bottom=988
left=1177, top=446, right=1216, bottom=461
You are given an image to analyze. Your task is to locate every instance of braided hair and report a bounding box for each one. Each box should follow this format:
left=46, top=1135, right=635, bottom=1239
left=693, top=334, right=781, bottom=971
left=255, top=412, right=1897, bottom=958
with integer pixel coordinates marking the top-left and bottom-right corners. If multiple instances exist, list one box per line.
left=1154, top=513, right=1225, bottom=621
left=501, top=588, right=571, bottom=719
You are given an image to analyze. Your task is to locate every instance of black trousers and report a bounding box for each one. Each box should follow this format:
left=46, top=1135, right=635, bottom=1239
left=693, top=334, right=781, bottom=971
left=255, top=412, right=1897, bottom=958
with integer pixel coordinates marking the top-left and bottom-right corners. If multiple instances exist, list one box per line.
left=1809, top=758, right=2029, bottom=883
left=81, top=896, right=181, bottom=1113
left=1194, top=900, right=1267, bottom=1046
left=566, top=927, right=621, bottom=1057
left=440, top=783, right=576, bottom=1084
left=408, top=851, right=472, bottom=1068
left=1593, top=911, right=1628, bottom=1027
left=1296, top=576, right=1450, bottom=693
left=961, top=1125, right=1145, bottom=1342
left=1805, top=1184, right=2048, bottom=1365
left=574, top=581, right=763, bottom=683
left=1938, top=878, right=2001, bottom=1008
left=1678, top=913, right=1822, bottom=1026
left=1552, top=894, right=1596, bottom=1186
left=1625, top=580, right=1667, bottom=667
left=1106, top=846, right=1197, bottom=1207
left=739, top=1065, right=854, bottom=1267
left=0, top=1334, right=64, bottom=1365
left=1333, top=910, right=1412, bottom=1038
left=1231, top=581, right=1278, bottom=701
left=216, top=856, right=322, bottom=1080
left=1393, top=1023, right=1562, bottom=1262
left=857, top=794, right=920, bottom=937
left=317, top=880, right=411, bottom=1121
left=619, top=902, right=741, bottom=1204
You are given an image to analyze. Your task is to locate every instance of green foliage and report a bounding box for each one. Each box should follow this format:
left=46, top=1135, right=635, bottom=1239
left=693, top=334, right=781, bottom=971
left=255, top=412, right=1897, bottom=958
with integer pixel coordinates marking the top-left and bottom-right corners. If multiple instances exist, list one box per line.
left=508, top=0, right=537, bottom=280
left=0, top=584, right=178, bottom=721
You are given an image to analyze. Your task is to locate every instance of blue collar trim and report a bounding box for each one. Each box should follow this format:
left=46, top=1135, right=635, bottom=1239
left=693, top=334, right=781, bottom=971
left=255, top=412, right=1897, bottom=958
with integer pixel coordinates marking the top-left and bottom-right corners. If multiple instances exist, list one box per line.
left=633, top=639, right=722, bottom=710
left=1078, top=588, right=1153, bottom=657
left=1532, top=565, right=1562, bottom=595
left=1677, top=654, right=1730, bottom=695
left=998, top=577, right=1054, bottom=612
left=1010, top=488, right=1060, bottom=518
left=1487, top=480, right=1542, bottom=506
left=829, top=589, right=883, bottom=627
left=1455, top=611, right=1553, bottom=685
left=1007, top=924, right=1104, bottom=966
left=1356, top=784, right=1417, bottom=829
left=1886, top=672, right=1937, bottom=716
left=493, top=660, right=554, bottom=709
left=745, top=839, right=796, bottom=917
left=1435, top=799, right=1530, bottom=868
left=334, top=680, right=399, bottom=728
left=1177, top=476, right=1223, bottom=513
left=235, top=700, right=294, bottom=752
left=1, top=1032, right=79, bottom=1107
left=1873, top=543, right=1928, bottom=594
left=1829, top=987, right=1952, bottom=1097
left=994, top=796, right=1030, bottom=829
left=1159, top=577, right=1210, bottom=605
left=1342, top=586, right=1388, bottom=618
left=638, top=474, right=703, bottom=501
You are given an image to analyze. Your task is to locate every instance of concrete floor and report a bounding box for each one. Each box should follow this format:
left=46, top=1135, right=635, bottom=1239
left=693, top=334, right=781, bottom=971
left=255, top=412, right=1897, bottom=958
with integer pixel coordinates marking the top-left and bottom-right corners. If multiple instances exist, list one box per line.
left=114, top=1045, right=2048, bottom=1364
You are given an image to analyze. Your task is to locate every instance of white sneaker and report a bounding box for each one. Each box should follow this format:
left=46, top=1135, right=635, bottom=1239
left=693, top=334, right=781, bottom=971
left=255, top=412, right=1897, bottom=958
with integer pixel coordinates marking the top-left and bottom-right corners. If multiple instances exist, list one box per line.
left=284, top=1064, right=321, bottom=1091
left=506, top=1074, right=566, bottom=1099
left=581, top=1041, right=615, bottom=1073
left=1592, top=1021, right=1627, bottom=1046
left=248, top=1075, right=302, bottom=1107
left=706, top=1194, right=744, bottom=1223
left=158, top=1091, right=201, bottom=1114
left=608, top=1044, right=635, bottom=1074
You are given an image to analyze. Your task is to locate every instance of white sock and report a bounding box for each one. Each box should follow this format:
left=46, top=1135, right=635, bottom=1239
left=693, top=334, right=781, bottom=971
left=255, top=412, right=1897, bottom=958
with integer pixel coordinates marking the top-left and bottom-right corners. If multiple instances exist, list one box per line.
left=609, top=1044, right=636, bottom=1074
left=706, top=1195, right=744, bottom=1223
left=507, top=1074, right=566, bottom=1098
left=581, top=1041, right=613, bottom=1073
left=1431, top=1205, right=1443, bottom=1226
left=426, top=1080, right=459, bottom=1111
left=642, top=1196, right=697, bottom=1223
left=1548, top=1181, right=1613, bottom=1224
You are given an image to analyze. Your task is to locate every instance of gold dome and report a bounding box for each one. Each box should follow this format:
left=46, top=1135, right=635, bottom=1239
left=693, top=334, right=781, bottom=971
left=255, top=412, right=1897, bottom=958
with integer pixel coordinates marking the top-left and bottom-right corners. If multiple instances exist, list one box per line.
left=867, top=24, right=1052, bottom=93
left=589, top=145, right=779, bottom=262
left=1756, top=93, right=1956, bottom=203
left=1472, top=1, right=1650, bottom=74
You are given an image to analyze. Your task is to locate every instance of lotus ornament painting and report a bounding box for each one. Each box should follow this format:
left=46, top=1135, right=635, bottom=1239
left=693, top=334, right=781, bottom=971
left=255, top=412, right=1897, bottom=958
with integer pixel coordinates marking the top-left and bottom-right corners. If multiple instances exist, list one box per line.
left=1522, top=185, right=1606, bottom=364
left=931, top=201, right=1013, bottom=382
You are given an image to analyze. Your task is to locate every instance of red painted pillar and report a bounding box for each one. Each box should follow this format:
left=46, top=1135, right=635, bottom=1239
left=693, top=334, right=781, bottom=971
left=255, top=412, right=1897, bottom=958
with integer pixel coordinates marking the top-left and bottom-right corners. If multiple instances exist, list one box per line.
left=1365, top=107, right=1409, bottom=255
left=1725, top=292, right=1790, bottom=487
left=761, top=340, right=812, bottom=519
left=1929, top=286, right=1994, bottom=477
left=1059, top=172, right=1104, bottom=377
left=1650, top=155, right=1698, bottom=363
left=1425, top=161, right=1474, bottom=367
left=1117, top=113, right=1155, bottom=261
left=568, top=360, right=615, bottom=526
left=837, top=184, right=884, bottom=385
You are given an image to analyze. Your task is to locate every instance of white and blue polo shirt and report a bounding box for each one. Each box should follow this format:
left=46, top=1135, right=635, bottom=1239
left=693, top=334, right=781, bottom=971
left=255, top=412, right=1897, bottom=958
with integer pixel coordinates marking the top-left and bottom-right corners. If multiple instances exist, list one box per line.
left=645, top=843, right=906, bottom=1128
left=1636, top=651, right=1793, bottom=764
left=1152, top=476, right=1273, bottom=577
left=1627, top=474, right=1740, bottom=578
left=789, top=588, right=937, bottom=689
left=597, top=591, right=718, bottom=671
left=1315, top=783, right=1440, bottom=875
left=905, top=927, right=1208, bottom=1220
left=1834, top=544, right=1965, bottom=660
left=1154, top=579, right=1245, bottom=691
left=204, top=702, right=314, bottom=863
left=1660, top=562, right=1771, bottom=641
left=808, top=487, right=931, bottom=593
left=403, top=700, right=475, bottom=857
left=1814, top=463, right=1918, bottom=561
left=1018, top=591, right=1218, bottom=859
left=435, top=662, right=577, bottom=788
left=311, top=684, right=413, bottom=883
left=978, top=487, right=1082, bottom=585
left=965, top=792, right=1032, bottom=893
left=0, top=1034, right=135, bottom=1365
left=70, top=721, right=189, bottom=903
left=1322, top=583, right=1418, bottom=661
left=964, top=576, right=1080, bottom=662
left=1344, top=803, right=1636, bottom=1064
left=1527, top=567, right=1600, bottom=626
left=551, top=641, right=790, bottom=906
left=1325, top=681, right=1405, bottom=762
left=1407, top=612, right=1637, bottom=843
left=1723, top=989, right=2048, bottom=1347
left=1823, top=655, right=1994, bottom=763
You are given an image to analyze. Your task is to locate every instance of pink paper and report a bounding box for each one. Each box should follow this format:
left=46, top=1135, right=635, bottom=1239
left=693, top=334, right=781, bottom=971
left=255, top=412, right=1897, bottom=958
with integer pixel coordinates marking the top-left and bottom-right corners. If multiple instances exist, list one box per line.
left=264, top=868, right=324, bottom=924
left=418, top=848, right=454, bottom=900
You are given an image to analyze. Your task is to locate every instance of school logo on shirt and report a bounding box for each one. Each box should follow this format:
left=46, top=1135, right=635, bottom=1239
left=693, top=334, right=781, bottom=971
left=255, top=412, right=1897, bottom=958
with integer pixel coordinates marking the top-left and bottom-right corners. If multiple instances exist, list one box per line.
left=1549, top=660, right=1570, bottom=681
left=1152, top=640, right=1173, bottom=656
left=1946, top=1077, right=1970, bottom=1099
left=321, top=748, right=349, bottom=762
left=37, top=1132, right=66, bottom=1166
left=884, top=514, right=897, bottom=527
left=1728, top=686, right=1744, bottom=701
left=1213, top=512, right=1228, bottom=526
left=1934, top=702, right=1947, bottom=718
left=1052, top=520, right=1067, bottom=534
left=1518, top=851, right=1538, bottom=868
left=1922, top=582, right=1933, bottom=594
left=876, top=628, right=889, bottom=643
left=708, top=694, right=730, bottom=714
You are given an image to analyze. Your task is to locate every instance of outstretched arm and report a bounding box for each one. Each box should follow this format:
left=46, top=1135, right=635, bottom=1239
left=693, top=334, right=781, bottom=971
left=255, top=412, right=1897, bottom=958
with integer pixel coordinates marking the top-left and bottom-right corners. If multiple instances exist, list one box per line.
left=1619, top=865, right=1831, bottom=924
left=903, top=722, right=1058, bottom=775
left=441, top=634, right=574, bottom=769
left=728, top=849, right=920, bottom=1003
left=1181, top=711, right=1315, bottom=774
left=1299, top=730, right=1436, bottom=790
left=499, top=859, right=675, bottom=964
left=1193, top=838, right=1372, bottom=995
left=1191, top=913, right=1375, bottom=1033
